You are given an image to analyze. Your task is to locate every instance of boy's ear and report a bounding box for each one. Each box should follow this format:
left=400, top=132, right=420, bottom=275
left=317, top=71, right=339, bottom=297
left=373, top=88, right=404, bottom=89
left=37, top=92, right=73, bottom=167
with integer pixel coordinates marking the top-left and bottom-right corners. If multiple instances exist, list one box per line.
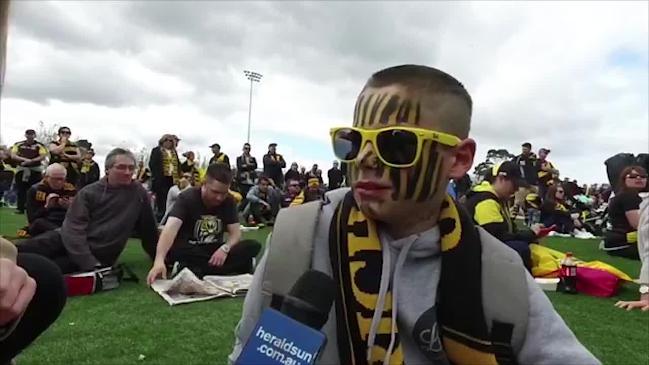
left=448, top=138, right=476, bottom=180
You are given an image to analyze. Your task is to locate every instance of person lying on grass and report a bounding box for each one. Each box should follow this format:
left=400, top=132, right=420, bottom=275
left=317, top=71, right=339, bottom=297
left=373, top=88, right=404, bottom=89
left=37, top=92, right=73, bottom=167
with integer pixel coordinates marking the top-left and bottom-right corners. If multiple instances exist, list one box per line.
left=147, top=163, right=261, bottom=283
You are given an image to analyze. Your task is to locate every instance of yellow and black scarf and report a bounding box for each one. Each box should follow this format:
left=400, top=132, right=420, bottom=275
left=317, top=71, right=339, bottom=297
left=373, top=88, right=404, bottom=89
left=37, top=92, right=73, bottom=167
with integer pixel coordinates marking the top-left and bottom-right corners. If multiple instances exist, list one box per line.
left=162, top=148, right=180, bottom=182
left=330, top=191, right=516, bottom=365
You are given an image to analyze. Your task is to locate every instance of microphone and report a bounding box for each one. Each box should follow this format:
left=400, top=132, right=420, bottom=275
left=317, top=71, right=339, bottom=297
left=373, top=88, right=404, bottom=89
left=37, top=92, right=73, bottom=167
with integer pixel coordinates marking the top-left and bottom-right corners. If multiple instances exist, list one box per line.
left=235, top=270, right=335, bottom=365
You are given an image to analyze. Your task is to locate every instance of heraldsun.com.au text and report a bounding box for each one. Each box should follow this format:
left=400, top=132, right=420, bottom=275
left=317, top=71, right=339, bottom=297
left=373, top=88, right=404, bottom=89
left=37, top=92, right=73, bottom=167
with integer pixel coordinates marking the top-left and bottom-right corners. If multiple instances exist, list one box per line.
left=254, top=326, right=316, bottom=365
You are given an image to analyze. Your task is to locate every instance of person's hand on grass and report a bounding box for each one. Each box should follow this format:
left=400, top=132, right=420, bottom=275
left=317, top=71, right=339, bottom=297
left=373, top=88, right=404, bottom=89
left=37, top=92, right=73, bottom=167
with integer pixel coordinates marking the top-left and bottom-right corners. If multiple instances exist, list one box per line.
left=208, top=249, right=228, bottom=267
left=615, top=294, right=649, bottom=312
left=146, top=260, right=167, bottom=286
left=0, top=258, right=36, bottom=327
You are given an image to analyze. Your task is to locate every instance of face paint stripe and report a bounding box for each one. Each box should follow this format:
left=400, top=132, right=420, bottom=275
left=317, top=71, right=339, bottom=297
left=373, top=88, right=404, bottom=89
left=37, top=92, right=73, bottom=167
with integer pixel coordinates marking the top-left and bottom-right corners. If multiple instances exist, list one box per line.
left=396, top=100, right=412, bottom=124
left=353, top=94, right=365, bottom=127
left=390, top=166, right=401, bottom=200
left=407, top=139, right=429, bottom=200
left=399, top=169, right=408, bottom=200
left=378, top=95, right=400, bottom=125
left=413, top=102, right=421, bottom=125
left=418, top=142, right=439, bottom=202
left=428, top=145, right=442, bottom=199
left=367, top=93, right=388, bottom=127
left=360, top=93, right=376, bottom=127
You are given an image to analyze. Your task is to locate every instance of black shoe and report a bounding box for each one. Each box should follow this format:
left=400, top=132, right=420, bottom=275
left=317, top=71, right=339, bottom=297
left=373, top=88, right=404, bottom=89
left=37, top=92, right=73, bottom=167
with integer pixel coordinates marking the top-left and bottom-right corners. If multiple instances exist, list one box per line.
left=14, top=210, right=24, bottom=215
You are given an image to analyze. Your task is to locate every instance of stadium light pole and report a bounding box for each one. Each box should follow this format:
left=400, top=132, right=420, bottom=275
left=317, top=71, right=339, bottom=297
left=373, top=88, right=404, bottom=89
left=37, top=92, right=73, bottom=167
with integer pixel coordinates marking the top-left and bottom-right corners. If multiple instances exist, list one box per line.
left=244, top=70, right=263, bottom=144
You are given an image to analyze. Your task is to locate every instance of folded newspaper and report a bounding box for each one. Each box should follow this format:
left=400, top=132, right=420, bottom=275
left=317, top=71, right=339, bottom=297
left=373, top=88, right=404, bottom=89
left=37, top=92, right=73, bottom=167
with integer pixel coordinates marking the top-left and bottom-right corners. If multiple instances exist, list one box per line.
left=151, top=268, right=253, bottom=306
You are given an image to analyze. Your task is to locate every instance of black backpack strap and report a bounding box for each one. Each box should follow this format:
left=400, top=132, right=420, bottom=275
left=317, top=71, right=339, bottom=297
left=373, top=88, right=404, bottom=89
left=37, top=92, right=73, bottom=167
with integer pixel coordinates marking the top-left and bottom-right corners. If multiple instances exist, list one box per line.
left=491, top=321, right=518, bottom=365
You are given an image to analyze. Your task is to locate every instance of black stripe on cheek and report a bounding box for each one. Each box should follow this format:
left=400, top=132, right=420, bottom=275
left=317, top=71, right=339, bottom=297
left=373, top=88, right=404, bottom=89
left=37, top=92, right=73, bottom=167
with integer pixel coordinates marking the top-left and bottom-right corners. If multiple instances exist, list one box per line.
left=414, top=102, right=421, bottom=125
left=396, top=100, right=412, bottom=124
left=417, top=142, right=439, bottom=202
left=353, top=94, right=365, bottom=126
left=360, top=93, right=376, bottom=127
left=390, top=166, right=401, bottom=200
left=406, top=141, right=426, bottom=200
left=367, top=93, right=387, bottom=127
left=430, top=152, right=445, bottom=200
left=378, top=95, right=400, bottom=125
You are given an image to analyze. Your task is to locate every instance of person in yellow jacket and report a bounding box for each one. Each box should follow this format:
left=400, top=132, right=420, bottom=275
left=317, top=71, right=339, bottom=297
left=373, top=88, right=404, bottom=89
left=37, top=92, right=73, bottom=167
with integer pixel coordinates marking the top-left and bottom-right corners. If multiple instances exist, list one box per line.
left=465, top=161, right=540, bottom=271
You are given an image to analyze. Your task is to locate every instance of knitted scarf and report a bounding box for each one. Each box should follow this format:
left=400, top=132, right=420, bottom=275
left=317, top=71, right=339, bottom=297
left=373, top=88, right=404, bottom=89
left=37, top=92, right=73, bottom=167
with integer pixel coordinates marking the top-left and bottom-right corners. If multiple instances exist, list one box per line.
left=330, top=190, right=511, bottom=365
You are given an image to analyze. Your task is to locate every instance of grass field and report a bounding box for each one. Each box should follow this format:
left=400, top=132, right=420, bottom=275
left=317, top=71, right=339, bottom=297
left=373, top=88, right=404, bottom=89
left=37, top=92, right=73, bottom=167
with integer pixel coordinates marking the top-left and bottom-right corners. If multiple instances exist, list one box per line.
left=2, top=207, right=648, bottom=365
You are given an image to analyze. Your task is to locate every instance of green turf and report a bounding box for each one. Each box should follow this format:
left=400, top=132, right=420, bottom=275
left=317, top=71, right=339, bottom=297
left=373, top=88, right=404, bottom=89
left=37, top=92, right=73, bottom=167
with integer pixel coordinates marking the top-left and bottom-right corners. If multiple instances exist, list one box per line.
left=2, top=207, right=648, bottom=364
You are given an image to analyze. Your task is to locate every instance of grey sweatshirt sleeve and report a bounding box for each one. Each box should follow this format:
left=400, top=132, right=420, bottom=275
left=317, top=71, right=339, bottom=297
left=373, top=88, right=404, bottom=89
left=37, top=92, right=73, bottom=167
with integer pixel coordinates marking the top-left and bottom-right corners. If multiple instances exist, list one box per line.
left=60, top=189, right=100, bottom=270
left=229, top=242, right=270, bottom=364
left=246, top=186, right=261, bottom=203
left=517, top=274, right=601, bottom=365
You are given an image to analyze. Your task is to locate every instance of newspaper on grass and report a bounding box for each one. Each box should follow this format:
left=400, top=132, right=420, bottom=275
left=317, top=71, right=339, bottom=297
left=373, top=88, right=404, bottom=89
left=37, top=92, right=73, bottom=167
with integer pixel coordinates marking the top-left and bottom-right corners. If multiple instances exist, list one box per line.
left=151, top=268, right=253, bottom=306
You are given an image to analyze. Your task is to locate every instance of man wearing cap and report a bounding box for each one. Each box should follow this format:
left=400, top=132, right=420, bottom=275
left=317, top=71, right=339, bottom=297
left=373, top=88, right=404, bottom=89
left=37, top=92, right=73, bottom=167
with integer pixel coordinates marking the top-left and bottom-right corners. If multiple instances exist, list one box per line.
left=10, top=129, right=48, bottom=215
left=262, top=143, right=286, bottom=189
left=78, top=148, right=100, bottom=189
left=537, top=148, right=559, bottom=200
left=512, top=142, right=538, bottom=216
left=464, top=161, right=541, bottom=271
left=209, top=143, right=230, bottom=167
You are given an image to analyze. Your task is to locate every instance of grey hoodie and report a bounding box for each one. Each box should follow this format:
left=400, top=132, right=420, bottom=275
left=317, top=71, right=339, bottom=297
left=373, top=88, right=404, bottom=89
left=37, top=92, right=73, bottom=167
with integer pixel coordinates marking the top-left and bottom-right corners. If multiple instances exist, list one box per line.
left=230, top=189, right=600, bottom=364
left=60, top=178, right=157, bottom=270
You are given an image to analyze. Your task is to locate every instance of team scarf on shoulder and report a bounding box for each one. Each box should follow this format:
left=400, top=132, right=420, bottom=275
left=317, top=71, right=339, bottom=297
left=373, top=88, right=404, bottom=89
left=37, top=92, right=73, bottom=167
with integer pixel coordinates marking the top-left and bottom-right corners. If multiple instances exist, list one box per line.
left=329, top=190, right=515, bottom=365
left=162, top=148, right=180, bottom=182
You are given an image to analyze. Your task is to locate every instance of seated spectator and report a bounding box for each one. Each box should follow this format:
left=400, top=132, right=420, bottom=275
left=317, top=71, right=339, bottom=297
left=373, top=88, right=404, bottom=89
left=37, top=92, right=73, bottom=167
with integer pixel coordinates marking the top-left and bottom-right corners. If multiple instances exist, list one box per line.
left=541, top=185, right=592, bottom=238
left=161, top=173, right=193, bottom=224
left=605, top=166, right=648, bottom=259
left=77, top=148, right=100, bottom=189
left=304, top=177, right=324, bottom=203
left=615, top=191, right=649, bottom=311
left=146, top=164, right=261, bottom=281
left=24, top=164, right=76, bottom=237
left=464, top=162, right=539, bottom=271
left=244, top=176, right=279, bottom=226
left=16, top=148, right=158, bottom=274
left=281, top=178, right=304, bottom=208
left=0, top=237, right=66, bottom=365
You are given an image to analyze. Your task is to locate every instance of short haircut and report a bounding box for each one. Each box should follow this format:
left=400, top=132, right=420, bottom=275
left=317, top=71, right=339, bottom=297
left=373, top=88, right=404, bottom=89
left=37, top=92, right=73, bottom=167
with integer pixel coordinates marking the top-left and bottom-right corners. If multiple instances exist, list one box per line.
left=362, top=64, right=473, bottom=138
left=205, top=163, right=232, bottom=185
left=105, top=148, right=136, bottom=170
left=58, top=126, right=71, bottom=134
left=258, top=175, right=270, bottom=184
left=45, top=163, right=67, bottom=177
left=617, top=165, right=647, bottom=194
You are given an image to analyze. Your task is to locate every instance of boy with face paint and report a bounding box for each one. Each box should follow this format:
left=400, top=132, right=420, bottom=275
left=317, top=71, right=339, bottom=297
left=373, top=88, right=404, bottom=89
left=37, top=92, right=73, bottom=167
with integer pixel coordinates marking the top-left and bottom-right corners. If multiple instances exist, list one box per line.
left=231, top=65, right=599, bottom=365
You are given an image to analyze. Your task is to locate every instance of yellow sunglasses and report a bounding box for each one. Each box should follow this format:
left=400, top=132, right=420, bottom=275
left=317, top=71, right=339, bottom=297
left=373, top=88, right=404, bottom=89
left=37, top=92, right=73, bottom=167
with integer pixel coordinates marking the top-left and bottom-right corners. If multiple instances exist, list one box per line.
left=330, top=126, right=461, bottom=168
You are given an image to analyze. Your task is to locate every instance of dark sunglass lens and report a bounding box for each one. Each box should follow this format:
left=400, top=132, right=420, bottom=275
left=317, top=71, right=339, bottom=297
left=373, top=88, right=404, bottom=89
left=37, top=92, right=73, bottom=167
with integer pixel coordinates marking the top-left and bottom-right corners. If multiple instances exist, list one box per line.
left=376, top=129, right=418, bottom=165
left=333, top=129, right=361, bottom=161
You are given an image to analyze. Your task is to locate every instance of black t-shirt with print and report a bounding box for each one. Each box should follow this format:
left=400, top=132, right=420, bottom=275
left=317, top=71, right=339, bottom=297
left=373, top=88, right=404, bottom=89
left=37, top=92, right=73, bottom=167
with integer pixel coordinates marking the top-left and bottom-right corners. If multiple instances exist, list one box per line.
left=609, top=191, right=641, bottom=233
left=169, top=187, right=238, bottom=254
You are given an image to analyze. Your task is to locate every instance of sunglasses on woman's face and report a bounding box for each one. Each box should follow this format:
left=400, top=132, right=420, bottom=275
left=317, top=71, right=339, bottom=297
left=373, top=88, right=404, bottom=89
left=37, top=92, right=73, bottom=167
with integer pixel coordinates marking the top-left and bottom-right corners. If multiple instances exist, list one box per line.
left=627, top=174, right=648, bottom=179
left=330, top=126, right=461, bottom=168
left=60, top=131, right=71, bottom=135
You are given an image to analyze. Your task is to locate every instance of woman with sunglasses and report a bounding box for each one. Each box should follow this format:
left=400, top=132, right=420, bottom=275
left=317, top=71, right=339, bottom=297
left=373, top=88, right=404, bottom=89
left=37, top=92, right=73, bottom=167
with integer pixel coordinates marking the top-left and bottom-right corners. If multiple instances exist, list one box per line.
left=541, top=185, right=593, bottom=238
left=604, top=166, right=648, bottom=259
left=48, top=126, right=81, bottom=185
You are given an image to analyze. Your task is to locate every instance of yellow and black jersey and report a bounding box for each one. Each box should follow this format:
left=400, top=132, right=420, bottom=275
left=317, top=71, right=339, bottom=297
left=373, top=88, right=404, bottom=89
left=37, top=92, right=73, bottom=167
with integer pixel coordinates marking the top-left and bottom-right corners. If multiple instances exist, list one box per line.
left=49, top=140, right=80, bottom=165
left=209, top=153, right=230, bottom=167
left=464, top=181, right=536, bottom=243
left=26, top=181, right=77, bottom=223
left=537, top=160, right=557, bottom=187
left=11, top=140, right=47, bottom=167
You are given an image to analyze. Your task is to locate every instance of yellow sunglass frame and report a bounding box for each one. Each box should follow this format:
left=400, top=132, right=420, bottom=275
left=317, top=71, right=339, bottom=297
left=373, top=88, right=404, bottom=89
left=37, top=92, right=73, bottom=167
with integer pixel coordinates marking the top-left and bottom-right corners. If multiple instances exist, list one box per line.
left=329, top=126, right=461, bottom=168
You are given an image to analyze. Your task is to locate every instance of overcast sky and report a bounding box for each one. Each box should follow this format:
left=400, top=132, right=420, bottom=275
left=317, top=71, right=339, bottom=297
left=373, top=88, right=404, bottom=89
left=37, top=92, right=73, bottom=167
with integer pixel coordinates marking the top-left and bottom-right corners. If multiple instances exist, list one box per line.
left=1, top=1, right=647, bottom=184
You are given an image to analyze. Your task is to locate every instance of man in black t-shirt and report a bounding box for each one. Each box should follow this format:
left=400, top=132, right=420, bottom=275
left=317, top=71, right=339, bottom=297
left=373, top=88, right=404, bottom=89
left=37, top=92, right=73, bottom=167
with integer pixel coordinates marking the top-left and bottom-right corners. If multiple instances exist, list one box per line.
left=147, top=164, right=262, bottom=282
